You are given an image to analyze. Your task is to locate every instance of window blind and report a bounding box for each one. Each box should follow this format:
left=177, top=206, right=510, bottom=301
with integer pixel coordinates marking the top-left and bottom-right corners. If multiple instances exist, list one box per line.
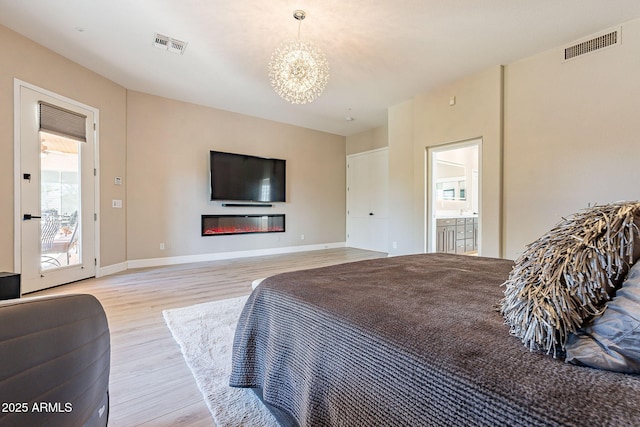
left=39, top=101, right=87, bottom=142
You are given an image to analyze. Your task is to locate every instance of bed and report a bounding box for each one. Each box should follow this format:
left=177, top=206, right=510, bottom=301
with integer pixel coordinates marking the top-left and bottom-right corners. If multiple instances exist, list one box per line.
left=229, top=253, right=640, bottom=426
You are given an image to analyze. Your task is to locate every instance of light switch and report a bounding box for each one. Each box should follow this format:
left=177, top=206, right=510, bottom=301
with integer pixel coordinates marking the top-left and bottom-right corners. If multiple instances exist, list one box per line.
left=112, top=200, right=123, bottom=208
left=114, top=177, right=122, bottom=185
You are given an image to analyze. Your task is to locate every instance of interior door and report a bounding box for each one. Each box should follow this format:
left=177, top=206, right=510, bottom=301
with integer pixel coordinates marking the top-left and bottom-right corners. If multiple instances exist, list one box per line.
left=367, top=149, right=389, bottom=251
left=347, top=152, right=371, bottom=249
left=346, top=149, right=388, bottom=253
left=18, top=84, right=97, bottom=294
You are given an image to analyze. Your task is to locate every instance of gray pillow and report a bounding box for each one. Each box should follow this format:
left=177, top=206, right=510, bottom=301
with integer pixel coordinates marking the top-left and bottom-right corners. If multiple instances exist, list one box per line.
left=565, top=261, right=640, bottom=373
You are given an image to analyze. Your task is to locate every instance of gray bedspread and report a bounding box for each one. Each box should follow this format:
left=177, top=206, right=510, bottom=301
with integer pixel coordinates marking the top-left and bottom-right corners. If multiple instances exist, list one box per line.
left=229, top=253, right=640, bottom=426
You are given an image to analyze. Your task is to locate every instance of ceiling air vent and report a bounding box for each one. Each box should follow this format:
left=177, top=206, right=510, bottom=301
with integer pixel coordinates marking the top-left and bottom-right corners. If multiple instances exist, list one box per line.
left=153, top=33, right=169, bottom=49
left=168, top=38, right=188, bottom=55
left=153, top=33, right=188, bottom=55
left=563, top=27, right=620, bottom=62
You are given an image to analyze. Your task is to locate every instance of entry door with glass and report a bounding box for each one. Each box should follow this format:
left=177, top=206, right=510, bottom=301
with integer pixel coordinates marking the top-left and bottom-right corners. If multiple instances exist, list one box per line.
left=18, top=83, right=97, bottom=294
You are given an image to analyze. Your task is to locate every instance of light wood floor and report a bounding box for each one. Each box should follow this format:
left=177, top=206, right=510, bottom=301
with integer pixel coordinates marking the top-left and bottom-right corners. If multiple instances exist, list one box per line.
left=31, top=247, right=386, bottom=426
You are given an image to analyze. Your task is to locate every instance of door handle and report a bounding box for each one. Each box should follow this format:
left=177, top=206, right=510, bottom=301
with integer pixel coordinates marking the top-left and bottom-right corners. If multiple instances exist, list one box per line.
left=23, top=214, right=42, bottom=220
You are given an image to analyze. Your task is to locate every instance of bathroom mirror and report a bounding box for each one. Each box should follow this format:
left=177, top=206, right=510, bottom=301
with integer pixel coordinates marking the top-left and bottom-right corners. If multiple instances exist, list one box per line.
left=435, top=161, right=466, bottom=201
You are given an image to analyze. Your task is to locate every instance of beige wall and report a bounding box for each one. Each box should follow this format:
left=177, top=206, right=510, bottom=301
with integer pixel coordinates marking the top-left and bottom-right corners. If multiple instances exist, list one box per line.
left=388, top=100, right=419, bottom=255
left=386, top=18, right=640, bottom=260
left=503, top=19, right=640, bottom=259
left=1, top=23, right=346, bottom=274
left=415, top=66, right=503, bottom=257
left=346, top=124, right=388, bottom=155
left=387, top=66, right=504, bottom=257
left=126, top=91, right=347, bottom=261
left=5, top=15, right=640, bottom=271
left=0, top=25, right=127, bottom=272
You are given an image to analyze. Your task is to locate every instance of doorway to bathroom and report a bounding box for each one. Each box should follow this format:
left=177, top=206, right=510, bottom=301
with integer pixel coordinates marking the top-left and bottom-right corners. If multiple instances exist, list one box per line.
left=427, top=139, right=481, bottom=254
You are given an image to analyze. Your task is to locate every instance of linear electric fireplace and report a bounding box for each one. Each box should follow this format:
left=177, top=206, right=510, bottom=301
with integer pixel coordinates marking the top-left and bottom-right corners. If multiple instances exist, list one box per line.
left=202, top=214, right=285, bottom=236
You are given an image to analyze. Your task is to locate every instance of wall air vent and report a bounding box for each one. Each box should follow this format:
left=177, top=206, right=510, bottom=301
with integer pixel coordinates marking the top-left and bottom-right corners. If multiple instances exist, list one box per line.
left=153, top=33, right=188, bottom=55
left=563, top=27, right=620, bottom=62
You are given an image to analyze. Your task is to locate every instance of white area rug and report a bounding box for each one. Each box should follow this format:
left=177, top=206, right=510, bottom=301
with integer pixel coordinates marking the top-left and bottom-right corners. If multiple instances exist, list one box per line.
left=162, top=296, right=279, bottom=427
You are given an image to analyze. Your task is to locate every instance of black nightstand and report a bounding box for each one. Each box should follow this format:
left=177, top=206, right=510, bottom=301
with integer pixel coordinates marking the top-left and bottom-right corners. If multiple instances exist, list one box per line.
left=0, top=272, right=21, bottom=300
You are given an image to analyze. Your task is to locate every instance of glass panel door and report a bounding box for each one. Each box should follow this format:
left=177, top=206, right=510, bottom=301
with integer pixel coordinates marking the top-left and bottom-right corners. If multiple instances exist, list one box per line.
left=18, top=82, right=96, bottom=294
left=40, top=132, right=81, bottom=270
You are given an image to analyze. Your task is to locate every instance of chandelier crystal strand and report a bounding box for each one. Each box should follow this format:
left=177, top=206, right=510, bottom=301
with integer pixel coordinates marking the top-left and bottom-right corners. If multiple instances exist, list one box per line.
left=268, top=10, right=329, bottom=104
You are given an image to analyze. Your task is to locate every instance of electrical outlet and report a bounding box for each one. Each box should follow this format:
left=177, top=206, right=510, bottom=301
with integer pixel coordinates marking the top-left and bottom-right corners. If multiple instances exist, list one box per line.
left=300, top=234, right=305, bottom=240
left=160, top=243, right=165, bottom=250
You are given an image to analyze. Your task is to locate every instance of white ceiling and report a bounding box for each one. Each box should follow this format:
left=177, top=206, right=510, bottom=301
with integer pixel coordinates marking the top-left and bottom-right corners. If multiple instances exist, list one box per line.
left=2, top=1, right=640, bottom=136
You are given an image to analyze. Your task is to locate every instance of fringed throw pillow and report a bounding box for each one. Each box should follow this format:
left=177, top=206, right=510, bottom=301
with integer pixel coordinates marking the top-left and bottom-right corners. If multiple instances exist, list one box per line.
left=501, top=201, right=640, bottom=356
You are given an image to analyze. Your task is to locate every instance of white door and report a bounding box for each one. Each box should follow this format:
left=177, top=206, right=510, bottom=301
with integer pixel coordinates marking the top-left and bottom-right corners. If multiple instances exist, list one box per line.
left=17, top=83, right=97, bottom=294
left=346, top=149, right=388, bottom=252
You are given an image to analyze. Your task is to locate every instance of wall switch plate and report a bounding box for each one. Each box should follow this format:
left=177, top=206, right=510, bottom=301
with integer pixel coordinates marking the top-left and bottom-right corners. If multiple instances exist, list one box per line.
left=114, top=177, right=122, bottom=185
left=112, top=199, right=123, bottom=208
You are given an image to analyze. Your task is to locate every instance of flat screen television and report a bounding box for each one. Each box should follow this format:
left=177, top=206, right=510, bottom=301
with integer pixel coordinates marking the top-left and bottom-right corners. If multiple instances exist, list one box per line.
left=210, top=151, right=286, bottom=202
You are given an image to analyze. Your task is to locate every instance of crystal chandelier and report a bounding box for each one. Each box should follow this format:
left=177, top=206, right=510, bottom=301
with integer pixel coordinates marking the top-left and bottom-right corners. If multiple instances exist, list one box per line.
left=268, top=10, right=329, bottom=104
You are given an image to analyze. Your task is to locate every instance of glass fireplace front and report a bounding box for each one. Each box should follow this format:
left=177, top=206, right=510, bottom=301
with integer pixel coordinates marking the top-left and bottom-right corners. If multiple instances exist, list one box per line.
left=201, top=214, right=285, bottom=236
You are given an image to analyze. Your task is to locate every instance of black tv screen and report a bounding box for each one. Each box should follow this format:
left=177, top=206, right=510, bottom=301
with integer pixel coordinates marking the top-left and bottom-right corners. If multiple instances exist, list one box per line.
left=210, top=151, right=286, bottom=202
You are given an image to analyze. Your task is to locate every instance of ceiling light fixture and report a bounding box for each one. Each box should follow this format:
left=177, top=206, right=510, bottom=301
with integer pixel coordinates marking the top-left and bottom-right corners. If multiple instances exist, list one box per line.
left=268, top=10, right=329, bottom=104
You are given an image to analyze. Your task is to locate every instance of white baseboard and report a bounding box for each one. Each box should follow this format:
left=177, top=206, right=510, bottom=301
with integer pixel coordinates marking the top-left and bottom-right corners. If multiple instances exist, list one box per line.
left=124, top=242, right=346, bottom=270
left=97, top=261, right=128, bottom=277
